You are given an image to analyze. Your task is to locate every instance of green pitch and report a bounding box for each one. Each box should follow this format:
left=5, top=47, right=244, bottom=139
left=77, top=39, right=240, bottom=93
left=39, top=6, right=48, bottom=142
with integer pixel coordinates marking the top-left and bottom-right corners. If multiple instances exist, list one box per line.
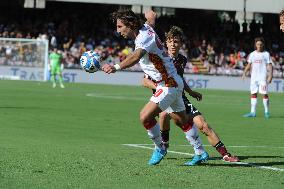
left=0, top=80, right=283, bottom=189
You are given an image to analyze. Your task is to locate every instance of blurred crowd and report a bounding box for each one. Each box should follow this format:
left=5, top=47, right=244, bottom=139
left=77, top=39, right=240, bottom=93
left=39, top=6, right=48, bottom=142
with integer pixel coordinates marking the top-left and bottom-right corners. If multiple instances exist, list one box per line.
left=0, top=2, right=283, bottom=78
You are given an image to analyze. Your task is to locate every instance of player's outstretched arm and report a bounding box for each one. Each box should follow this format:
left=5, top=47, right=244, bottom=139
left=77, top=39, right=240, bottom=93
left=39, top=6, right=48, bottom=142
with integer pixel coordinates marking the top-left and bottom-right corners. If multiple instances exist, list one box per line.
left=183, top=78, right=202, bottom=101
left=142, top=78, right=157, bottom=90
left=145, top=10, right=157, bottom=28
left=267, top=63, right=273, bottom=83
left=102, top=48, right=147, bottom=74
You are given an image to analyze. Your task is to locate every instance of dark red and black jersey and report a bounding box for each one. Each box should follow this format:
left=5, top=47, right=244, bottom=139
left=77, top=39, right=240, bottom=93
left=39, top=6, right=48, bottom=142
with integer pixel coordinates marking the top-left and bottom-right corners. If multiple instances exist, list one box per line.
left=172, top=54, right=189, bottom=102
left=172, top=54, right=187, bottom=78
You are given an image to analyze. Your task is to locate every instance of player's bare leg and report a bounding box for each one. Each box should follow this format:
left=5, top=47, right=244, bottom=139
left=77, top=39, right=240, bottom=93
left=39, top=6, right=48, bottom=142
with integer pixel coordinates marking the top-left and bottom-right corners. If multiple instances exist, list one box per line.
left=169, top=110, right=188, bottom=127
left=193, top=115, right=239, bottom=162
left=140, top=101, right=166, bottom=165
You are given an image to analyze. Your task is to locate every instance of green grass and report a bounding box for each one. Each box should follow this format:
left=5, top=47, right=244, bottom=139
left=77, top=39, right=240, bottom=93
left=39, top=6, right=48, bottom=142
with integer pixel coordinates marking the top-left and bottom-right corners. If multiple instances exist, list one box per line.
left=0, top=80, right=283, bottom=189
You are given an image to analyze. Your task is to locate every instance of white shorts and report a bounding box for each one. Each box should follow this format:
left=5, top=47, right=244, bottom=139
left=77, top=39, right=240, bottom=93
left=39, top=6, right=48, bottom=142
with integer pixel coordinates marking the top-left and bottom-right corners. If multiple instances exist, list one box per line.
left=250, top=80, right=268, bottom=94
left=150, top=85, right=185, bottom=113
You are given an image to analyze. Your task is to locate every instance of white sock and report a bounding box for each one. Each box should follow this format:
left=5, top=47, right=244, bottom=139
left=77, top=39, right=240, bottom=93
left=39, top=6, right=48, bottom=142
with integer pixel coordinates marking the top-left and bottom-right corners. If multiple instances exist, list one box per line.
left=184, top=125, right=205, bottom=155
left=251, top=97, right=257, bottom=113
left=263, top=98, right=269, bottom=113
left=147, top=123, right=163, bottom=150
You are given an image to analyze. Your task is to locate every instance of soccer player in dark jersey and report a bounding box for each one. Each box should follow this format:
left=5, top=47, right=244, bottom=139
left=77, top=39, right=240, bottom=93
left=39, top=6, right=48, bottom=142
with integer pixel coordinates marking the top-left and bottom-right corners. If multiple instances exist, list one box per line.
left=143, top=25, right=239, bottom=163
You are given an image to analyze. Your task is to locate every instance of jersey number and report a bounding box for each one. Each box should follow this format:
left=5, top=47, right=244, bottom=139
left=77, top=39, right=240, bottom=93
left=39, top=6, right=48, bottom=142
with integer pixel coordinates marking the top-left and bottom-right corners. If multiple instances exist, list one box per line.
left=153, top=89, right=163, bottom=97
left=187, top=103, right=199, bottom=114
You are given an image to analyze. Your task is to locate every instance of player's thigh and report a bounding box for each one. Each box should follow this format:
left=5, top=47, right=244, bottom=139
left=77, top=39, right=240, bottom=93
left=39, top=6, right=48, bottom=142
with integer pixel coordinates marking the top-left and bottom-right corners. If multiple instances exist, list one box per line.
left=259, top=81, right=268, bottom=94
left=51, top=68, right=56, bottom=75
left=164, top=89, right=185, bottom=113
left=250, top=82, right=258, bottom=94
left=150, top=86, right=176, bottom=111
left=166, top=90, right=187, bottom=125
left=192, top=115, right=207, bottom=130
left=140, top=101, right=162, bottom=123
left=169, top=110, right=188, bottom=126
left=159, top=111, right=171, bottom=131
left=56, top=66, right=62, bottom=75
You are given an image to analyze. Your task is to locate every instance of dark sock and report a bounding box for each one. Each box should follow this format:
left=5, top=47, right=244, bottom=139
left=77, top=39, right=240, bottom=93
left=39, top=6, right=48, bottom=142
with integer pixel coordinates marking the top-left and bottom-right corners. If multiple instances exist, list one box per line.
left=160, top=129, right=170, bottom=148
left=214, top=141, right=229, bottom=157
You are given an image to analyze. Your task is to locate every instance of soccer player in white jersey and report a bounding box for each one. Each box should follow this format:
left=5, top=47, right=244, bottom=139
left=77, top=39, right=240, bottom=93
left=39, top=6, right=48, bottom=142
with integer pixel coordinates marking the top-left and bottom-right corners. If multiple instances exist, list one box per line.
left=280, top=10, right=284, bottom=32
left=144, top=25, right=239, bottom=164
left=102, top=10, right=188, bottom=165
left=242, top=37, right=273, bottom=118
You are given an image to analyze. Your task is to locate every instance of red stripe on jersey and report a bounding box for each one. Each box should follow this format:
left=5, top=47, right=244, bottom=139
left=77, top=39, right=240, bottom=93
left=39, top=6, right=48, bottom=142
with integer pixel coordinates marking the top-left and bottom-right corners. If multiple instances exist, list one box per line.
left=149, top=53, right=177, bottom=87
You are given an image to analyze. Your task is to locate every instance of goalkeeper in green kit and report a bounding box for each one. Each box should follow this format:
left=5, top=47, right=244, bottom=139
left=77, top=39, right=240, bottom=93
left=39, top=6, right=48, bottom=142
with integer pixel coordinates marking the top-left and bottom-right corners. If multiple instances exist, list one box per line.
left=49, top=48, right=65, bottom=88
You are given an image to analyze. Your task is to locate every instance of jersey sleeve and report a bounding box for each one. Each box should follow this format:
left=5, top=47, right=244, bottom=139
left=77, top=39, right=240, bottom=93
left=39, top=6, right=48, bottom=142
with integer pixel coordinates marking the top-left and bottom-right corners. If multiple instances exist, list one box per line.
left=135, top=32, right=155, bottom=53
left=247, top=52, right=253, bottom=64
left=175, top=54, right=187, bottom=77
left=265, top=52, right=272, bottom=64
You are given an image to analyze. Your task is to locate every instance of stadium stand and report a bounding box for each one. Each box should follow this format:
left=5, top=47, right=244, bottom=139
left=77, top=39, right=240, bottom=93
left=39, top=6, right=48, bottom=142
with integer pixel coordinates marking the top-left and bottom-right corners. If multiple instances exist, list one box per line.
left=0, top=1, right=283, bottom=78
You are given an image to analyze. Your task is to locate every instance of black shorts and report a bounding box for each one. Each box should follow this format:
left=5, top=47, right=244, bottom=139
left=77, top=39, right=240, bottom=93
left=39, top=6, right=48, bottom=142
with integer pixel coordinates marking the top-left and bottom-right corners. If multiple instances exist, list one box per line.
left=183, top=95, right=202, bottom=118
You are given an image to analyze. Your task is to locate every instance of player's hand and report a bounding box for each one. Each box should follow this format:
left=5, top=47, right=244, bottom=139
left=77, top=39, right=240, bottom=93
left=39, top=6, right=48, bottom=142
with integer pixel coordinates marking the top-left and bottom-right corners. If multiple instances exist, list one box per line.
left=145, top=10, right=157, bottom=21
left=191, top=91, right=202, bottom=101
left=241, top=74, right=246, bottom=80
left=145, top=10, right=157, bottom=27
left=102, top=64, right=116, bottom=74
left=267, top=76, right=272, bottom=84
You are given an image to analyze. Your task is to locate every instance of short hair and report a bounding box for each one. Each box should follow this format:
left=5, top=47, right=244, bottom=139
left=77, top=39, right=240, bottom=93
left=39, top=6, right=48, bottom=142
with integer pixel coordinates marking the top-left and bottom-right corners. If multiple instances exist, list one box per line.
left=280, top=9, right=284, bottom=17
left=165, top=26, right=184, bottom=41
left=111, top=10, right=143, bottom=30
left=255, top=37, right=265, bottom=45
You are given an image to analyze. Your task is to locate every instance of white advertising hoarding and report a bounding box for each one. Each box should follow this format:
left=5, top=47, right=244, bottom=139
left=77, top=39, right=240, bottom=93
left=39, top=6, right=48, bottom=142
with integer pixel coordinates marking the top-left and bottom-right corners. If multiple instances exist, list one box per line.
left=1, top=66, right=283, bottom=92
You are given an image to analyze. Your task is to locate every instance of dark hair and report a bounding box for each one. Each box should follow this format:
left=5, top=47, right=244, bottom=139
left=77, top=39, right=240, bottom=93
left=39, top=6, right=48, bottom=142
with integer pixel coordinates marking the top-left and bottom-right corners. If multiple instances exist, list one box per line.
left=165, top=26, right=184, bottom=41
left=111, top=10, right=143, bottom=30
left=255, top=37, right=265, bottom=45
left=280, top=9, right=284, bottom=17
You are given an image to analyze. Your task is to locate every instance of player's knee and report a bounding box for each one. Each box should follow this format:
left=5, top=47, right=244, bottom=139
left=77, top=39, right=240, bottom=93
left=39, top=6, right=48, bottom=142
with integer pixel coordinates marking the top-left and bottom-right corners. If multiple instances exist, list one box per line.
left=173, top=117, right=187, bottom=127
left=263, top=94, right=269, bottom=99
left=199, top=122, right=211, bottom=135
left=159, top=111, right=168, bottom=121
left=159, top=111, right=167, bottom=118
left=139, top=111, right=155, bottom=125
left=139, top=112, right=147, bottom=125
left=251, top=94, right=257, bottom=98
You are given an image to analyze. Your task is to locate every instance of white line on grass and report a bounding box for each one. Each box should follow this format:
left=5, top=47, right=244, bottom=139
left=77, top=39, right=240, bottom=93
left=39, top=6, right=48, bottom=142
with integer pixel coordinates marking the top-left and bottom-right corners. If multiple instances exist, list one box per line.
left=124, top=144, right=195, bottom=156
left=122, top=144, right=284, bottom=172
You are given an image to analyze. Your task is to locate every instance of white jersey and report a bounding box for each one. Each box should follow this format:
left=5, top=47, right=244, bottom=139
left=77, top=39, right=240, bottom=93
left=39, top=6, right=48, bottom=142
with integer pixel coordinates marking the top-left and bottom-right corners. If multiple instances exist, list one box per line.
left=247, top=50, right=271, bottom=82
left=135, top=24, right=181, bottom=89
